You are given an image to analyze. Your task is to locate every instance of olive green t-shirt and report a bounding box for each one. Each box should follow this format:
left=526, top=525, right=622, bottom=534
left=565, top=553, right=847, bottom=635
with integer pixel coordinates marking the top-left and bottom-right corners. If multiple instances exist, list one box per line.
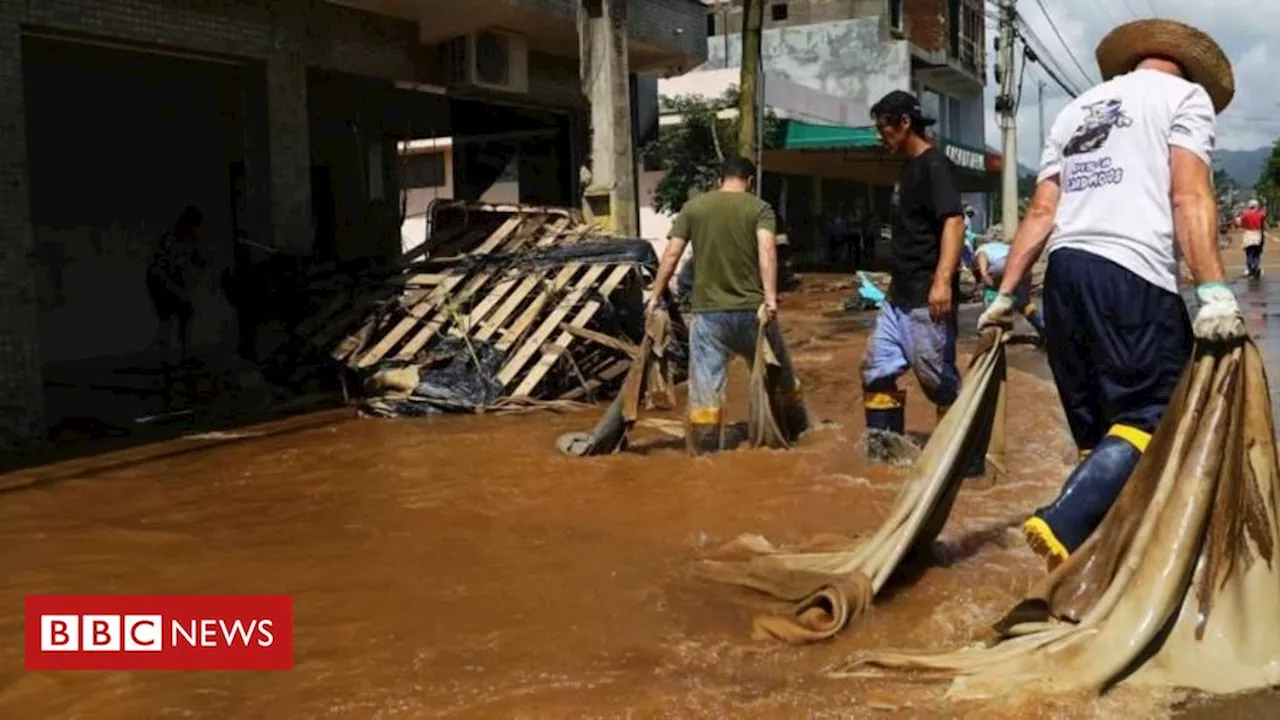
left=668, top=190, right=777, bottom=312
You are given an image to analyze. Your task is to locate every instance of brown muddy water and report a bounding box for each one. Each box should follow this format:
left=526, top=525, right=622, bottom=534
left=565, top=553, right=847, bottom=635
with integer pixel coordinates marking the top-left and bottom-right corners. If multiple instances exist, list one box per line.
left=1, top=261, right=1277, bottom=719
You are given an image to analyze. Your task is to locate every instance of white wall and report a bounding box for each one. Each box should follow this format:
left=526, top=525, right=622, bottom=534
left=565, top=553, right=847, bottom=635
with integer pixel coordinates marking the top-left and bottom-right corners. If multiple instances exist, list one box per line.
left=398, top=143, right=520, bottom=256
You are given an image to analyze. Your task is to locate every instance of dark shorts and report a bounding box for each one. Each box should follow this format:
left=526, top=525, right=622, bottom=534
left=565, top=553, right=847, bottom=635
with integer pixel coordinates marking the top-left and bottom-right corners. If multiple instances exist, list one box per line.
left=1042, top=248, right=1192, bottom=450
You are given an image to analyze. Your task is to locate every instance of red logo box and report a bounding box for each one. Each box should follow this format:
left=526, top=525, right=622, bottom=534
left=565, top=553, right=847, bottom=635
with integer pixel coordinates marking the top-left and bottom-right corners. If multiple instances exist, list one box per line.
left=25, top=595, right=293, bottom=671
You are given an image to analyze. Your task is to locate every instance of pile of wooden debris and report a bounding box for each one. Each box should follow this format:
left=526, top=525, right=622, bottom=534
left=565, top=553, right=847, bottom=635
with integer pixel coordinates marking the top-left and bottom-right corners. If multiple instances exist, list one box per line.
left=306, top=201, right=685, bottom=416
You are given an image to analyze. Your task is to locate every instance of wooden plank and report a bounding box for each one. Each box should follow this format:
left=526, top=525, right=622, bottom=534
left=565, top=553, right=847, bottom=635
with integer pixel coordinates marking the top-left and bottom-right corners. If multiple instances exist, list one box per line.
left=459, top=221, right=581, bottom=332
left=510, top=264, right=634, bottom=397
left=497, top=262, right=604, bottom=362
left=469, top=226, right=592, bottom=342
left=559, top=359, right=631, bottom=401
left=557, top=323, right=639, bottom=357
left=390, top=216, right=570, bottom=361
left=352, top=214, right=526, bottom=368
left=496, top=261, right=621, bottom=388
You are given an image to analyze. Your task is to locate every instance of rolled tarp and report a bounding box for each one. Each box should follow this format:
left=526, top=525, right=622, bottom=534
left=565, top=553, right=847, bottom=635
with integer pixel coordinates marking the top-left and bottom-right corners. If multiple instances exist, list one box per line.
left=556, top=310, right=671, bottom=456
left=838, top=341, right=1280, bottom=699
left=699, top=329, right=1009, bottom=643
left=747, top=310, right=813, bottom=450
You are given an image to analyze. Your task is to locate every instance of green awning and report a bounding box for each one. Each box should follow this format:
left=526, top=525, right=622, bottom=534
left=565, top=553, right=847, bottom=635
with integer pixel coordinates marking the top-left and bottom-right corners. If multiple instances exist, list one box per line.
left=782, top=120, right=880, bottom=150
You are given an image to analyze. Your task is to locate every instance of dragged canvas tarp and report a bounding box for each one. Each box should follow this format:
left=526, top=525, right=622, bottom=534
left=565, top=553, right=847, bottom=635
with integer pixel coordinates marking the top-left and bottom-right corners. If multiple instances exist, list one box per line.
left=699, top=330, right=1009, bottom=643
left=556, top=310, right=674, bottom=456
left=557, top=309, right=810, bottom=456
left=840, top=341, right=1280, bottom=699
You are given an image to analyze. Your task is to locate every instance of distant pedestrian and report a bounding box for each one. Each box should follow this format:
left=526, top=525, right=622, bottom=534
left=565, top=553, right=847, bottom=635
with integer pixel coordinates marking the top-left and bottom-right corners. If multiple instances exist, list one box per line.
left=1239, top=198, right=1268, bottom=278
left=975, top=240, right=1045, bottom=344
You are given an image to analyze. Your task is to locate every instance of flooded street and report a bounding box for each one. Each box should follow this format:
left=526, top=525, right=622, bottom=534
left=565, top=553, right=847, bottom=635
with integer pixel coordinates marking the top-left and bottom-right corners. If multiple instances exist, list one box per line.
left=2, top=246, right=1278, bottom=719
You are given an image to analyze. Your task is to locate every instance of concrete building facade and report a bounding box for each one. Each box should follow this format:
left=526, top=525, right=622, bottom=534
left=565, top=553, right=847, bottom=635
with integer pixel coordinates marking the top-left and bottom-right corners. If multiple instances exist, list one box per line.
left=642, top=0, right=991, bottom=267
left=0, top=0, right=706, bottom=444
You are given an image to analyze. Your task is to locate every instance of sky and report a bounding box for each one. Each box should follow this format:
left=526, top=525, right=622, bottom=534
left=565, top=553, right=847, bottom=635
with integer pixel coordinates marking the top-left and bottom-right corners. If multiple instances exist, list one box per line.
left=984, top=0, right=1280, bottom=168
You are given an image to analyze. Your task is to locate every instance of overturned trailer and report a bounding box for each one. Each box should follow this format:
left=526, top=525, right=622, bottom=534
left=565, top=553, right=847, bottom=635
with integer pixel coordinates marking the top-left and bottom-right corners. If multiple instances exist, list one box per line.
left=303, top=202, right=688, bottom=416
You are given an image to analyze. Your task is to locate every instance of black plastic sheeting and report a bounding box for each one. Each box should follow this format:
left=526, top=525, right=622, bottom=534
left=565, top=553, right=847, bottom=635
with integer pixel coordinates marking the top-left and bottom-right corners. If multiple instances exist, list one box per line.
left=357, top=236, right=689, bottom=417
left=361, top=338, right=505, bottom=416
left=415, top=238, right=658, bottom=275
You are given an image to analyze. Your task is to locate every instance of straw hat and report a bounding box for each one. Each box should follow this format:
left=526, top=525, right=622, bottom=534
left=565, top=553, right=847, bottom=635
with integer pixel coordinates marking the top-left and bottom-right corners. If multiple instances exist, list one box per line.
left=1095, top=19, right=1234, bottom=113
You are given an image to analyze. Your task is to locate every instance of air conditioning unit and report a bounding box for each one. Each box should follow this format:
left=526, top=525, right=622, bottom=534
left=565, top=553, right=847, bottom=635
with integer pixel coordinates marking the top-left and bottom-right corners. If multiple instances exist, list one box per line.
left=442, top=30, right=529, bottom=94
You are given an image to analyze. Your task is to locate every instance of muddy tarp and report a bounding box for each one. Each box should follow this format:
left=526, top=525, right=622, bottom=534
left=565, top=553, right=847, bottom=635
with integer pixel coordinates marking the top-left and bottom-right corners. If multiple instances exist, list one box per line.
left=557, top=310, right=811, bottom=456
left=747, top=312, right=812, bottom=450
left=840, top=341, right=1280, bottom=699
left=698, top=330, right=1008, bottom=643
left=556, top=310, right=672, bottom=456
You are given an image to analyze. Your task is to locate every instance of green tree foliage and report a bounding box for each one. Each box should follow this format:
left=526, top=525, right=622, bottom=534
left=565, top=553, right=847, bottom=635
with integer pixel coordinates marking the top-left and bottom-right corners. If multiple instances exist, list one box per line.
left=1256, top=137, right=1280, bottom=212
left=641, top=88, right=782, bottom=215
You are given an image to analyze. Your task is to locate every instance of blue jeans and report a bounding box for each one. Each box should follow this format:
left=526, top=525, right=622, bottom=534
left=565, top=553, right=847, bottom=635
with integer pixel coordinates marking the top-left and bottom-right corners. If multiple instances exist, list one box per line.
left=861, top=302, right=960, bottom=407
left=688, top=309, right=798, bottom=425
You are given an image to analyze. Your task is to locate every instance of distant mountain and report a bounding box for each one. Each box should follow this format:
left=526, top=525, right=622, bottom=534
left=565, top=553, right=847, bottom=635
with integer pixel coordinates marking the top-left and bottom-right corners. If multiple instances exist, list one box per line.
left=1216, top=147, right=1271, bottom=187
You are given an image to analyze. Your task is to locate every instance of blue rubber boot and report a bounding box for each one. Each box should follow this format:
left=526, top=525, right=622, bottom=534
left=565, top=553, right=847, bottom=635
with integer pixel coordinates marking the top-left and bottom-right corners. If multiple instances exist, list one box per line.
left=1023, top=425, right=1149, bottom=568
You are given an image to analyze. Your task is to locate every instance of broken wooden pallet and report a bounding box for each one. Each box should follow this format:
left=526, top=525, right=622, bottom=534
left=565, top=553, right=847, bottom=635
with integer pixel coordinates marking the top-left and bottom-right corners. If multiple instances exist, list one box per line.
left=327, top=203, right=652, bottom=407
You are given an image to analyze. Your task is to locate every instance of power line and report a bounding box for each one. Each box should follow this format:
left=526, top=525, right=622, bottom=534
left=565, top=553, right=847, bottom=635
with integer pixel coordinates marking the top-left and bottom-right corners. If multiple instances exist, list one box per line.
left=1014, top=20, right=1084, bottom=97
left=1029, top=0, right=1098, bottom=88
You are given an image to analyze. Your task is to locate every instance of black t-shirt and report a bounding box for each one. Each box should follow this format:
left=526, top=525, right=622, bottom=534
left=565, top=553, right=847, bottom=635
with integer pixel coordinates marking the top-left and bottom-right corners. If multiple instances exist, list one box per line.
left=888, top=146, right=964, bottom=309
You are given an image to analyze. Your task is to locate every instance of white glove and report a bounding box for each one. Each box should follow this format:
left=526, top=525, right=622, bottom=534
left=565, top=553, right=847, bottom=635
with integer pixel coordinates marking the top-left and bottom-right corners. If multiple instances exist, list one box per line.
left=1193, top=283, right=1247, bottom=343
left=977, top=292, right=1016, bottom=331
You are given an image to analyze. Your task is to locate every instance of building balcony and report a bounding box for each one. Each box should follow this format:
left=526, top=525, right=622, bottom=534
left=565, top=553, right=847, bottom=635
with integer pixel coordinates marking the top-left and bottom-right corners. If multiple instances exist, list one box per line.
left=325, top=0, right=707, bottom=75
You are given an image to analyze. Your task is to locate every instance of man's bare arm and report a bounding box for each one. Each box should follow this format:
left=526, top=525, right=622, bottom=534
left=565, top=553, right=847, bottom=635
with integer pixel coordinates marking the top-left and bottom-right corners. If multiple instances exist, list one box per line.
left=757, top=228, right=778, bottom=312
left=998, top=178, right=1061, bottom=295
left=975, top=252, right=992, bottom=285
left=934, top=216, right=965, bottom=288
left=1171, top=147, right=1225, bottom=284
left=646, top=237, right=687, bottom=311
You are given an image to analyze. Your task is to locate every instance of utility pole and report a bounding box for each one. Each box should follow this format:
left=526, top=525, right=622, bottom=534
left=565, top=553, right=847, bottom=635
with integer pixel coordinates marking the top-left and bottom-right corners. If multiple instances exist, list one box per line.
left=737, top=0, right=763, bottom=162
left=994, top=0, right=1019, bottom=239
left=578, top=0, right=638, bottom=236
left=1037, top=79, right=1046, bottom=154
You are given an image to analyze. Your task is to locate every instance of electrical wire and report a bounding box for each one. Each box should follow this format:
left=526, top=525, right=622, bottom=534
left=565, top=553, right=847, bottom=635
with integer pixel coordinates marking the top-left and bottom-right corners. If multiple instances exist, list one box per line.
left=1029, top=0, right=1099, bottom=87
left=1014, top=16, right=1085, bottom=95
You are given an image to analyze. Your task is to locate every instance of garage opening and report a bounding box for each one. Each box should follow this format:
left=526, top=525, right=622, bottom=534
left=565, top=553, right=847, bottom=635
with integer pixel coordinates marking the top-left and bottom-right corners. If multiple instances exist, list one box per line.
left=22, top=35, right=270, bottom=436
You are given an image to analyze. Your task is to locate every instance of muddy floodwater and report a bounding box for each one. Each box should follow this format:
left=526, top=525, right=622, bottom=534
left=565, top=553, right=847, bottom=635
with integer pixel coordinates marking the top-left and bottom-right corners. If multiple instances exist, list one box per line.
left=2, top=246, right=1278, bottom=718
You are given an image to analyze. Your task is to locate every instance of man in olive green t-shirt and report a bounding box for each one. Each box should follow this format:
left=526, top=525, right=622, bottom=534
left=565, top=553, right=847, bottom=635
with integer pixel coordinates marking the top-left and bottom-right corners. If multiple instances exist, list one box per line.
left=646, top=156, right=808, bottom=454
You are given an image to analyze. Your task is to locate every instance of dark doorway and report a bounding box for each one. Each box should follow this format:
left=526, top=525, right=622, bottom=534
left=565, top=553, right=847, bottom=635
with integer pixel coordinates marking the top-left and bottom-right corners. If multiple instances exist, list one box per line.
left=22, top=35, right=262, bottom=426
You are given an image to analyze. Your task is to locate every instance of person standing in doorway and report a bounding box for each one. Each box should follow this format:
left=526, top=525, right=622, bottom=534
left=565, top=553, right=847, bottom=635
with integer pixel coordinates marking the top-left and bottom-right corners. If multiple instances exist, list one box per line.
left=647, top=156, right=808, bottom=454
left=146, top=205, right=206, bottom=365
left=1239, top=198, right=1268, bottom=278
left=860, top=90, right=968, bottom=462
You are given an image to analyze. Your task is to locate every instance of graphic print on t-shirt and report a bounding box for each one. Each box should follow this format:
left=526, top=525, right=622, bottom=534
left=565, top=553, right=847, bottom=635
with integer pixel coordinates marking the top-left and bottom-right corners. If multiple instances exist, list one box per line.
left=1063, top=98, right=1133, bottom=157
left=1062, top=98, right=1132, bottom=194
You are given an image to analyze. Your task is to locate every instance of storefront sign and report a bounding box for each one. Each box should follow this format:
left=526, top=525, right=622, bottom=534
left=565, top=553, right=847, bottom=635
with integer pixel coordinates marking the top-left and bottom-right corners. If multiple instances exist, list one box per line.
left=942, top=141, right=985, bottom=172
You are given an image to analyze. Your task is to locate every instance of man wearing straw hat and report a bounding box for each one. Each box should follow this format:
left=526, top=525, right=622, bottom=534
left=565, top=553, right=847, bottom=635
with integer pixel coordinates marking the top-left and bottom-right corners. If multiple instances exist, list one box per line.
left=977, top=19, right=1247, bottom=569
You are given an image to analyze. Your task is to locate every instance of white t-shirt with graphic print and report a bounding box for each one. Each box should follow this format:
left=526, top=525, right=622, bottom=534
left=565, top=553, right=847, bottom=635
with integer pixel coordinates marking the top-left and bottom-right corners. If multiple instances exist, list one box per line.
left=1039, top=68, right=1216, bottom=295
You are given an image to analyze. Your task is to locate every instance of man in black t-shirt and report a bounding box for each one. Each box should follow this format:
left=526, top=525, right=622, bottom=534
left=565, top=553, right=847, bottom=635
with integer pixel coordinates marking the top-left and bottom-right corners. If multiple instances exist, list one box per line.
left=860, top=91, right=968, bottom=464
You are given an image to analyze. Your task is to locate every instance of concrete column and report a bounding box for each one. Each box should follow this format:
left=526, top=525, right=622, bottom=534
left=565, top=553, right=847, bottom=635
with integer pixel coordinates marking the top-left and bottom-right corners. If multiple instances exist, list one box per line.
left=0, top=20, right=46, bottom=444
left=266, top=1, right=313, bottom=254
left=578, top=0, right=637, bottom=237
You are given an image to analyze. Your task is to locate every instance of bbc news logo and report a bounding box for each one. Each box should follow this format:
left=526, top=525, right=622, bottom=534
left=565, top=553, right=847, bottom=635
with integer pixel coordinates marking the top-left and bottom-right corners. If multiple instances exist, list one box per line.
left=26, top=595, right=292, bottom=671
